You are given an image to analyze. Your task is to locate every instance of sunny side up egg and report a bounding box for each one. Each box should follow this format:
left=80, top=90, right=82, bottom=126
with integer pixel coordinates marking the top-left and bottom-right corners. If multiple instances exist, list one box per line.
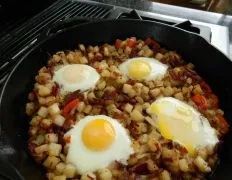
left=118, top=57, right=168, bottom=81
left=147, top=97, right=219, bottom=154
left=64, top=115, right=134, bottom=174
left=52, top=64, right=100, bottom=95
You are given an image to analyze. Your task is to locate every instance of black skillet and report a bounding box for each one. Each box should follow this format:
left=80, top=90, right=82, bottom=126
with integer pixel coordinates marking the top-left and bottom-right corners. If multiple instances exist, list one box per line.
left=0, top=12, right=232, bottom=180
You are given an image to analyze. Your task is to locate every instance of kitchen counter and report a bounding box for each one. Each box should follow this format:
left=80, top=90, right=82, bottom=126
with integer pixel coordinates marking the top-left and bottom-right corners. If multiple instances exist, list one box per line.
left=87, top=0, right=232, bottom=59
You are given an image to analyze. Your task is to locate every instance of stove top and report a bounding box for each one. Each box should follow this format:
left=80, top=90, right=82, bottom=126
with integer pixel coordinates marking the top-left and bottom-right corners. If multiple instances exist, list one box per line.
left=0, top=0, right=230, bottom=89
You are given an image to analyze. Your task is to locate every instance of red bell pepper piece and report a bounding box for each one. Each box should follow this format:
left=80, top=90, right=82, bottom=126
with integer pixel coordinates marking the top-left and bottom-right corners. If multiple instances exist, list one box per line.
left=192, top=94, right=209, bottom=110
left=115, top=39, right=122, bottom=48
left=62, top=98, right=78, bottom=118
left=192, top=94, right=207, bottom=105
left=65, top=136, right=71, bottom=144
left=127, top=37, right=136, bottom=48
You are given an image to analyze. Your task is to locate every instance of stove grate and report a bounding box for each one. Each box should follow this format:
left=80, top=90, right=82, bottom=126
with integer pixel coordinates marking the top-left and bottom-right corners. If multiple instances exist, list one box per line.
left=0, top=0, right=113, bottom=87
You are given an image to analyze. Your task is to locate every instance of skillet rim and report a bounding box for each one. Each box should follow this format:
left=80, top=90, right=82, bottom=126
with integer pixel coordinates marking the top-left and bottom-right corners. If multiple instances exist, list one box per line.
left=0, top=19, right=231, bottom=179
left=0, top=19, right=231, bottom=108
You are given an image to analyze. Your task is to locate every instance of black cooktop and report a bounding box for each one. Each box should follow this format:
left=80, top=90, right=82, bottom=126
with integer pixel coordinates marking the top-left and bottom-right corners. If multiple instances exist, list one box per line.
left=0, top=0, right=212, bottom=91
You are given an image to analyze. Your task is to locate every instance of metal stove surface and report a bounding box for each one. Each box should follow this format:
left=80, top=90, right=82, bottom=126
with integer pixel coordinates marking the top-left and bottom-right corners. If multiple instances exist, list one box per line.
left=88, top=0, right=230, bottom=58
left=138, top=10, right=230, bottom=57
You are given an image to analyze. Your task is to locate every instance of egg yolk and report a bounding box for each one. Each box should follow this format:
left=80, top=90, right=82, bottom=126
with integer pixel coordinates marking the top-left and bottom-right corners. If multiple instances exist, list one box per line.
left=82, top=119, right=115, bottom=151
left=128, top=60, right=151, bottom=79
left=63, top=65, right=88, bottom=84
left=150, top=101, right=198, bottom=154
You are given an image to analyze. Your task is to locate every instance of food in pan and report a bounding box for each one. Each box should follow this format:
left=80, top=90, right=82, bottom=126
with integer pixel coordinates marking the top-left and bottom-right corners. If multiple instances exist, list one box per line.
left=26, top=37, right=229, bottom=180
left=52, top=64, right=100, bottom=95
left=64, top=115, right=133, bottom=174
left=118, top=57, right=168, bottom=80
left=147, top=97, right=219, bottom=155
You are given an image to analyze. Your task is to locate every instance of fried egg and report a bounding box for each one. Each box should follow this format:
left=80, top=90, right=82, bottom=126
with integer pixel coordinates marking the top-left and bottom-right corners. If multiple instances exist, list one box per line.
left=64, top=115, right=134, bottom=174
left=147, top=97, right=219, bottom=154
left=52, top=64, right=100, bottom=95
left=118, top=57, right=168, bottom=80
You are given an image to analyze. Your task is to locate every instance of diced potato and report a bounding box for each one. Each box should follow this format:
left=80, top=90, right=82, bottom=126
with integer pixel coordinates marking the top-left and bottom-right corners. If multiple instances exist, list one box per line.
left=59, top=153, right=66, bottom=162
left=79, top=44, right=85, bottom=52
left=138, top=134, right=148, bottom=144
left=53, top=54, right=62, bottom=63
left=148, top=138, right=159, bottom=152
left=179, top=159, right=189, bottom=172
left=163, top=86, right=174, bottom=96
left=128, top=89, right=136, bottom=98
left=47, top=172, right=55, bottom=180
left=160, top=170, right=171, bottom=180
left=38, top=107, right=48, bottom=118
left=150, top=88, right=161, bottom=98
left=142, top=102, right=150, bottom=110
left=124, top=103, right=133, bottom=113
left=123, top=84, right=132, bottom=94
left=38, top=85, right=51, bottom=97
left=97, top=81, right=106, bottom=90
left=93, top=46, right=99, bottom=53
left=144, top=48, right=153, bottom=57
left=80, top=172, right=96, bottom=180
left=88, top=52, right=94, bottom=60
left=55, top=162, right=65, bottom=174
left=131, top=109, right=144, bottom=122
left=63, top=164, right=76, bottom=178
left=134, top=104, right=143, bottom=112
left=147, top=159, right=158, bottom=172
left=135, top=96, right=144, bottom=104
left=193, top=84, right=203, bottom=95
left=53, top=114, right=65, bottom=127
left=141, top=86, right=149, bottom=94
left=104, top=47, right=110, bottom=57
left=155, top=53, right=164, bottom=60
left=77, top=101, right=85, bottom=112
left=80, top=56, right=88, bottom=64
left=45, top=133, right=58, bottom=143
left=30, top=116, right=41, bottom=126
left=43, top=156, right=60, bottom=169
left=83, top=105, right=92, bottom=114
left=174, top=92, right=184, bottom=101
left=29, top=127, right=38, bottom=136
left=41, top=118, right=52, bottom=129
left=127, top=156, right=138, bottom=166
left=35, top=144, right=48, bottom=154
left=48, top=103, right=60, bottom=116
left=52, top=175, right=66, bottom=180
left=101, top=70, right=110, bottom=77
left=194, top=156, right=211, bottom=172
left=97, top=168, right=112, bottom=180
left=87, top=92, right=96, bottom=101
left=26, top=102, right=35, bottom=116
left=48, top=143, right=62, bottom=156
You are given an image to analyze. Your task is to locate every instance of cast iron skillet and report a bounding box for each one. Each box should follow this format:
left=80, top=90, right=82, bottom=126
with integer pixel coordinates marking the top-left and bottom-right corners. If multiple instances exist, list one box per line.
left=0, top=19, right=232, bottom=180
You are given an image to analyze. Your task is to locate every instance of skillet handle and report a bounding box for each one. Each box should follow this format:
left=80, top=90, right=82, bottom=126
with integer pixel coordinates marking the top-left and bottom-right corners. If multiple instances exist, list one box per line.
left=39, top=9, right=142, bottom=41
left=0, top=156, right=24, bottom=180
left=38, top=17, right=93, bottom=41
left=106, top=9, right=142, bottom=20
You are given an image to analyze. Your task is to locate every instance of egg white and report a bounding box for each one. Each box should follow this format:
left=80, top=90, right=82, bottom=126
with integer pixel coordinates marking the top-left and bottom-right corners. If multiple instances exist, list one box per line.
left=147, top=97, right=219, bottom=154
left=64, top=115, right=134, bottom=174
left=52, top=64, right=100, bottom=95
left=118, top=57, right=168, bottom=81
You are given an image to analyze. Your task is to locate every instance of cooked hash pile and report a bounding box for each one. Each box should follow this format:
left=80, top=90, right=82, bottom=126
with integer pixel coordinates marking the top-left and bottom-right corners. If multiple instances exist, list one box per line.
left=26, top=37, right=229, bottom=180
